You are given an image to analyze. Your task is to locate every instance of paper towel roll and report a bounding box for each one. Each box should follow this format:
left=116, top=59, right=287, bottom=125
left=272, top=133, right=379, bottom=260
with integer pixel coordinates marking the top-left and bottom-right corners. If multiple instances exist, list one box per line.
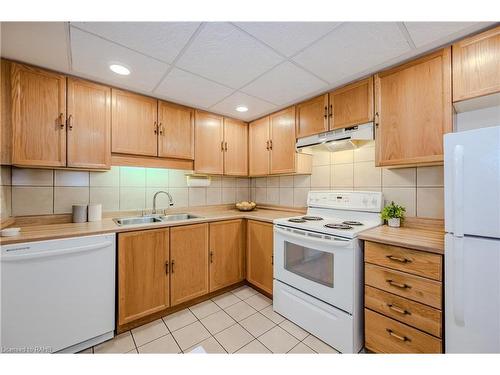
left=88, top=204, right=102, bottom=222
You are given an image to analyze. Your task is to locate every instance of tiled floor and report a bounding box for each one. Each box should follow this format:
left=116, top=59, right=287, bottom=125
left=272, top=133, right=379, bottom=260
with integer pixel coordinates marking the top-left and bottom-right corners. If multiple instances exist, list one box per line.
left=84, top=286, right=339, bottom=354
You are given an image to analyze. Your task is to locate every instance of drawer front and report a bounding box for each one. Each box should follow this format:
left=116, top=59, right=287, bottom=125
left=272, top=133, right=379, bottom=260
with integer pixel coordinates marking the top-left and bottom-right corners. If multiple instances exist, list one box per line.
left=365, top=241, right=442, bottom=281
left=365, top=286, right=442, bottom=337
left=365, top=263, right=442, bottom=309
left=365, top=309, right=442, bottom=353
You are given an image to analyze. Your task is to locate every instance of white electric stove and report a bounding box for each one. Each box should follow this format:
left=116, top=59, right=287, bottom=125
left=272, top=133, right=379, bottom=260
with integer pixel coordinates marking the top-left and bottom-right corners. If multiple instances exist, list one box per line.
left=272, top=190, right=383, bottom=353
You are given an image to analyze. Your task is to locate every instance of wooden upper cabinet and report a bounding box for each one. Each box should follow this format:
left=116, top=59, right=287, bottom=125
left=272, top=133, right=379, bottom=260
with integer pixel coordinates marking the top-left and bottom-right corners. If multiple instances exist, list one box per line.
left=111, top=89, right=158, bottom=156
left=269, top=106, right=296, bottom=174
left=194, top=110, right=224, bottom=174
left=453, top=26, right=500, bottom=102
left=1, top=60, right=12, bottom=164
left=11, top=63, right=66, bottom=167
left=209, top=220, right=245, bottom=292
left=223, top=118, right=248, bottom=176
left=375, top=48, right=452, bottom=167
left=329, top=76, right=374, bottom=130
left=118, top=228, right=170, bottom=326
left=295, top=94, right=328, bottom=138
left=67, top=78, right=111, bottom=169
left=246, top=220, right=273, bottom=295
left=158, top=101, right=194, bottom=160
left=248, top=116, right=270, bottom=176
left=170, top=223, right=209, bottom=306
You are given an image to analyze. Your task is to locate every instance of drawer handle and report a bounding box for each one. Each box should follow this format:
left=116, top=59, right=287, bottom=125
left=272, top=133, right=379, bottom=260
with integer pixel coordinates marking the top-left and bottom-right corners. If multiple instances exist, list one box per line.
left=387, top=280, right=411, bottom=289
left=386, top=329, right=411, bottom=342
left=387, top=304, right=411, bottom=315
left=386, top=255, right=412, bottom=263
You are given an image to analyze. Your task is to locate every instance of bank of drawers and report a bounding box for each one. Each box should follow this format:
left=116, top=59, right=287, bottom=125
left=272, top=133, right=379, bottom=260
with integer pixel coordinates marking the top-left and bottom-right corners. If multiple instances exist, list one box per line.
left=364, top=241, right=443, bottom=353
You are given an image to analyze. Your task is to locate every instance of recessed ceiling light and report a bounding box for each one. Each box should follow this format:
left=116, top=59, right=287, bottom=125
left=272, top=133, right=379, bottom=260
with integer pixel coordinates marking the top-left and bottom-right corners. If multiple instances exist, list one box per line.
left=235, top=105, right=248, bottom=112
left=109, top=64, right=130, bottom=76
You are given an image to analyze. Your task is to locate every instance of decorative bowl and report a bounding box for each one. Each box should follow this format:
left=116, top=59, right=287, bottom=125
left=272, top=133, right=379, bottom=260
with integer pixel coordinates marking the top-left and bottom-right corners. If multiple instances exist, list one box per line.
left=235, top=201, right=257, bottom=211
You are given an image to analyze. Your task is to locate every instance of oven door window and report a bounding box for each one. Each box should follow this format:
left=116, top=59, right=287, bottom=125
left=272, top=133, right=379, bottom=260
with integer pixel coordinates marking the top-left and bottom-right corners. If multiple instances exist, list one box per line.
left=284, top=241, right=334, bottom=288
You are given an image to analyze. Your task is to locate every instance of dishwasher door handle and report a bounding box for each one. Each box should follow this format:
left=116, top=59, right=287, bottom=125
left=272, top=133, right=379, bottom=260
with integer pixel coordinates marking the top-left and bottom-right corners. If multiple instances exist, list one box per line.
left=1, top=241, right=113, bottom=262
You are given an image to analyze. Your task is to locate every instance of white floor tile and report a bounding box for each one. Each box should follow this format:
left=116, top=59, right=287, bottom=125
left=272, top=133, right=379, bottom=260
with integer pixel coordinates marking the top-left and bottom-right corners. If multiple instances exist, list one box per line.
left=224, top=301, right=257, bottom=321
left=163, top=308, right=197, bottom=332
left=189, top=300, right=221, bottom=319
left=236, top=339, right=271, bottom=354
left=137, top=334, right=181, bottom=353
left=94, top=331, right=135, bottom=354
left=239, top=312, right=276, bottom=337
left=172, top=321, right=211, bottom=351
left=200, top=310, right=236, bottom=335
left=260, top=305, right=286, bottom=324
left=131, top=319, right=169, bottom=347
left=186, top=337, right=226, bottom=354
left=302, top=335, right=339, bottom=353
left=212, top=292, right=241, bottom=309
left=214, top=324, right=253, bottom=353
left=258, top=326, right=299, bottom=353
left=231, top=285, right=259, bottom=300
left=288, top=342, right=316, bottom=354
left=245, top=293, right=272, bottom=311
left=279, top=319, right=309, bottom=340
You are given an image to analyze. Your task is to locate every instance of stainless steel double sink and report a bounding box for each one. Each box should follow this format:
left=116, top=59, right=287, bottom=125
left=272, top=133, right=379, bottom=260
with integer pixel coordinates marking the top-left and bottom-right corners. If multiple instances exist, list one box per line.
left=113, top=213, right=201, bottom=226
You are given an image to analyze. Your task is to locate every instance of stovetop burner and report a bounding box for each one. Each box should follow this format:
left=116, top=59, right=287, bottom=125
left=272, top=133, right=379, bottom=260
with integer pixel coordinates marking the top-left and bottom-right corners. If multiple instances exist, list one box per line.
left=342, top=221, right=363, bottom=226
left=288, top=218, right=307, bottom=223
left=324, top=223, right=353, bottom=230
left=302, top=216, right=324, bottom=221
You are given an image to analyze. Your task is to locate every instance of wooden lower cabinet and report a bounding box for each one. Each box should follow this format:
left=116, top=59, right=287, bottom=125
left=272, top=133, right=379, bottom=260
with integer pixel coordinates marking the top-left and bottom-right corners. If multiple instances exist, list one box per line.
left=364, top=240, right=443, bottom=353
left=209, top=220, right=245, bottom=292
left=170, top=223, right=209, bottom=306
left=246, top=220, right=274, bottom=294
left=118, top=228, right=170, bottom=326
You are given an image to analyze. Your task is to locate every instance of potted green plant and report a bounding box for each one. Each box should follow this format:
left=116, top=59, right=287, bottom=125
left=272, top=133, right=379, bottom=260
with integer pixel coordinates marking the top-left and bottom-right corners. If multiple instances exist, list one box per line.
left=381, top=201, right=406, bottom=228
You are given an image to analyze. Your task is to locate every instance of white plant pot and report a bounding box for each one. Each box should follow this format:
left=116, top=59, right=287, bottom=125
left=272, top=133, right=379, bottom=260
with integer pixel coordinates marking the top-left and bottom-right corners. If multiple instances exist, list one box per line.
left=388, top=218, right=401, bottom=228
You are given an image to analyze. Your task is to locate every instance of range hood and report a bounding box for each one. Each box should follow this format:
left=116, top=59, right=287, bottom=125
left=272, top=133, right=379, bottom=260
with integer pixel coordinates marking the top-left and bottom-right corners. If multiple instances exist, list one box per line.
left=296, top=122, right=374, bottom=152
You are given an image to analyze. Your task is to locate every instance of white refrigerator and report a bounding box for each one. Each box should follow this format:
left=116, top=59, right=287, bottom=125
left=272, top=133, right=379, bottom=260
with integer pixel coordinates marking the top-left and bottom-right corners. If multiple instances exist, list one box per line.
left=444, top=125, right=500, bottom=353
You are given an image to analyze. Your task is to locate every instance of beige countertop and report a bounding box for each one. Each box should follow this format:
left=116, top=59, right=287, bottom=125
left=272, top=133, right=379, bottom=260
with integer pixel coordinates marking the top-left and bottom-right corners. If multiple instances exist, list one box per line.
left=0, top=206, right=299, bottom=245
left=358, top=224, right=445, bottom=255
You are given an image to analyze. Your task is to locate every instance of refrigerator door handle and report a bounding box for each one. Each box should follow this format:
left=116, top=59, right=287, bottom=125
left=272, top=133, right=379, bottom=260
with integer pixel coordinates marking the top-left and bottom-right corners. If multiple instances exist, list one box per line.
left=454, top=236, right=465, bottom=326
left=454, top=144, right=465, bottom=237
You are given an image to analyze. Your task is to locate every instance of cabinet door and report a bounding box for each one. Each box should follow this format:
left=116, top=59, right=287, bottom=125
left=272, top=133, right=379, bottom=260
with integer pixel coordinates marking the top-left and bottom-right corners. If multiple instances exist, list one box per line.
left=111, top=89, right=158, bottom=156
left=158, top=101, right=194, bottom=159
left=248, top=117, right=270, bottom=176
left=330, top=77, right=374, bottom=130
left=375, top=48, right=452, bottom=167
left=194, top=111, right=224, bottom=174
left=67, top=78, right=111, bottom=169
left=118, top=228, right=169, bottom=326
left=270, top=106, right=296, bottom=174
left=453, top=26, right=500, bottom=102
left=246, top=220, right=273, bottom=294
left=11, top=63, right=66, bottom=167
left=224, top=118, right=248, bottom=176
left=209, top=220, right=245, bottom=292
left=296, top=94, right=329, bottom=138
left=170, top=223, right=209, bottom=306
left=1, top=60, right=12, bottom=164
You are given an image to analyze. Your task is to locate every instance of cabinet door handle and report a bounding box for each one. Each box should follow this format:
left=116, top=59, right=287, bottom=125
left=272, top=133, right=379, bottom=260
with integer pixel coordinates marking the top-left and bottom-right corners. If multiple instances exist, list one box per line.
left=386, top=280, right=411, bottom=289
left=375, top=112, right=380, bottom=128
left=159, top=122, right=163, bottom=135
left=271, top=255, right=274, bottom=265
left=171, top=260, right=175, bottom=273
left=387, top=304, right=411, bottom=315
left=224, top=142, right=228, bottom=151
left=59, top=113, right=65, bottom=129
left=386, top=329, right=410, bottom=342
left=165, top=261, right=169, bottom=275
left=386, top=255, right=412, bottom=263
left=221, top=141, right=225, bottom=151
left=210, top=251, right=214, bottom=264
left=269, top=140, right=273, bottom=150
left=324, top=106, right=328, bottom=119
left=154, top=121, right=158, bottom=134
left=266, top=140, right=269, bottom=151
left=67, top=114, right=73, bottom=131
left=329, top=104, right=333, bottom=118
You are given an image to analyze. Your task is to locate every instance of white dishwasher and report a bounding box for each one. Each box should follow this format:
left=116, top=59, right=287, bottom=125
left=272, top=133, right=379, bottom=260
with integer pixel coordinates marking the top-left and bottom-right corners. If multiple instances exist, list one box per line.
left=1, top=234, right=116, bottom=353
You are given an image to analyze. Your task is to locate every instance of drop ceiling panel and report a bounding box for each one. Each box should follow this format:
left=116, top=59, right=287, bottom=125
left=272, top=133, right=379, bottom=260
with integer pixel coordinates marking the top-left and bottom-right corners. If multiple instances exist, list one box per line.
left=0, top=22, right=70, bottom=72
left=176, top=22, right=283, bottom=88
left=70, top=27, right=169, bottom=92
left=71, top=22, right=200, bottom=63
left=241, top=61, right=327, bottom=106
left=155, top=68, right=234, bottom=108
left=234, top=22, right=341, bottom=57
left=404, top=22, right=491, bottom=48
left=210, top=92, right=276, bottom=121
left=293, top=22, right=412, bottom=84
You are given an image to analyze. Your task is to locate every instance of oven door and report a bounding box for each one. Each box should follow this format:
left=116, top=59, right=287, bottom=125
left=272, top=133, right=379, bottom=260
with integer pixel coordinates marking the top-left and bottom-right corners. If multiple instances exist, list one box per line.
left=274, top=225, right=355, bottom=313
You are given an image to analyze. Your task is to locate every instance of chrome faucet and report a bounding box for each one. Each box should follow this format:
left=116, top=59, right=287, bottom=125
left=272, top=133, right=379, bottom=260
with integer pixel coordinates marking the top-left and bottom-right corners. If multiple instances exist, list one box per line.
left=152, top=190, right=174, bottom=215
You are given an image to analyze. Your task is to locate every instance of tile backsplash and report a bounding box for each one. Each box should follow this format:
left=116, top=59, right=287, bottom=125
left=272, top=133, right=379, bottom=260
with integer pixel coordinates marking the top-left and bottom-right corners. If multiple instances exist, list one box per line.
left=0, top=166, right=250, bottom=217
left=250, top=141, right=445, bottom=219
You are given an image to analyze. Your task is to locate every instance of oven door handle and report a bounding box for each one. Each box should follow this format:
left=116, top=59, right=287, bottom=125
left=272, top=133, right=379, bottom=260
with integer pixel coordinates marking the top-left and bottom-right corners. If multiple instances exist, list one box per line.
left=274, top=226, right=351, bottom=248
